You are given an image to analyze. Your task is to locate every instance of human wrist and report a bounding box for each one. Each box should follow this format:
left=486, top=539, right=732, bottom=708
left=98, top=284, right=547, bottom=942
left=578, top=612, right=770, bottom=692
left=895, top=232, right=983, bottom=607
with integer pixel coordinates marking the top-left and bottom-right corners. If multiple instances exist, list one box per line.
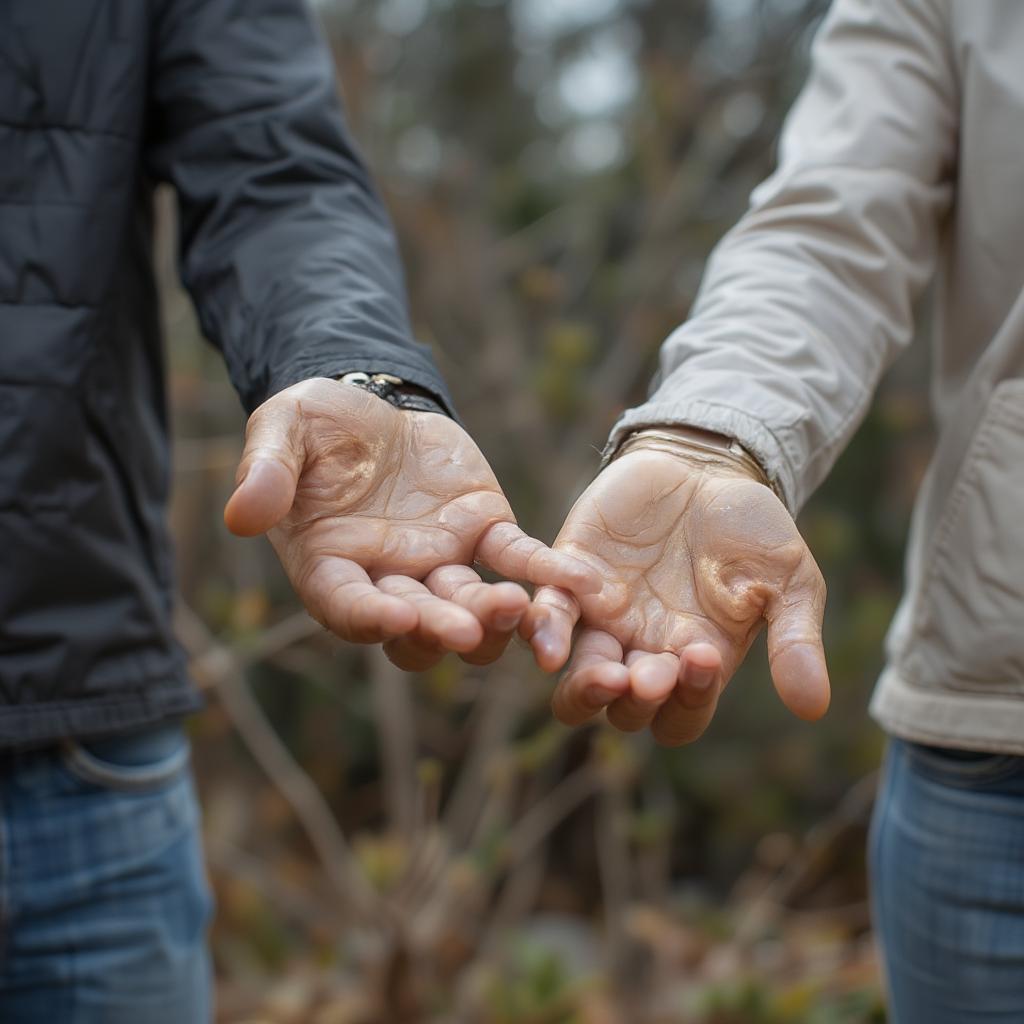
left=612, top=425, right=776, bottom=493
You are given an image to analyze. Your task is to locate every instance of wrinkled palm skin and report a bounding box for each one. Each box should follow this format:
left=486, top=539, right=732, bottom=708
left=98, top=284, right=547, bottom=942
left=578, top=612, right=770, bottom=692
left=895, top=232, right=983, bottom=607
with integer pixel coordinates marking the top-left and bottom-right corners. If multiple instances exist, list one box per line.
left=529, top=448, right=830, bottom=746
left=271, top=392, right=513, bottom=581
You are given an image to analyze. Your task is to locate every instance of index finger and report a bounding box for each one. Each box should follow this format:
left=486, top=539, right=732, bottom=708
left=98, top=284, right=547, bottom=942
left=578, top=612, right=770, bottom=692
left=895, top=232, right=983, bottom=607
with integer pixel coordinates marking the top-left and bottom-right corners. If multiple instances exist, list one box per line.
left=424, top=564, right=530, bottom=666
left=475, top=522, right=601, bottom=596
left=298, top=556, right=419, bottom=644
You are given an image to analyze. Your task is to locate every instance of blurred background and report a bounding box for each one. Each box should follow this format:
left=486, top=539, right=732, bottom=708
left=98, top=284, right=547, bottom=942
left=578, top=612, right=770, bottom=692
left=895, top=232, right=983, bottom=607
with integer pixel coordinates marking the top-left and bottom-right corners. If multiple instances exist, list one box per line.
left=163, top=0, right=934, bottom=1019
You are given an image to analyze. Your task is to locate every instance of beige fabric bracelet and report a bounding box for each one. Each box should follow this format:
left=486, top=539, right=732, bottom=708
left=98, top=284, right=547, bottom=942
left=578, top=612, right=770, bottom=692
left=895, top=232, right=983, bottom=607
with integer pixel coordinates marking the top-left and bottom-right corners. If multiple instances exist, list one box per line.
left=612, top=426, right=779, bottom=496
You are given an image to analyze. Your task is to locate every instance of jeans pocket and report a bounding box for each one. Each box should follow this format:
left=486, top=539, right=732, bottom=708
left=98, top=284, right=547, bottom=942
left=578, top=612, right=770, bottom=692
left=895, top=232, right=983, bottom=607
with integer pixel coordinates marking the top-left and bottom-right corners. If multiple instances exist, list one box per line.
left=60, top=721, right=191, bottom=793
left=903, top=740, right=1022, bottom=789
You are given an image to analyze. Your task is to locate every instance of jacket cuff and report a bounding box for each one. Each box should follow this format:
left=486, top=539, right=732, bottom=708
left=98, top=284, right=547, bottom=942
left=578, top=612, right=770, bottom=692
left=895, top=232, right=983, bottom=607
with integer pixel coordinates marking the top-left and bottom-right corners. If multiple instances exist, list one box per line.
left=254, top=344, right=457, bottom=421
left=604, top=399, right=803, bottom=515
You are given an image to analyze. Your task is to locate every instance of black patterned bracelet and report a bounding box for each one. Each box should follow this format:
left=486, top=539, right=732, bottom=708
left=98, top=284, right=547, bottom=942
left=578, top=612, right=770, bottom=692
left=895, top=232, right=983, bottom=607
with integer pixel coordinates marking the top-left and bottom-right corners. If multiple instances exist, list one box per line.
left=336, top=371, right=448, bottom=416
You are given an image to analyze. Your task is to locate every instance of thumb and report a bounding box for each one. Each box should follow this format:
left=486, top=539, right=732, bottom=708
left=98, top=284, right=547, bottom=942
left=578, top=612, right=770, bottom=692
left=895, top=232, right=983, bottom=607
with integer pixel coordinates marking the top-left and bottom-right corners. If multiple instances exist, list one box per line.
left=224, top=400, right=304, bottom=537
left=765, top=569, right=830, bottom=721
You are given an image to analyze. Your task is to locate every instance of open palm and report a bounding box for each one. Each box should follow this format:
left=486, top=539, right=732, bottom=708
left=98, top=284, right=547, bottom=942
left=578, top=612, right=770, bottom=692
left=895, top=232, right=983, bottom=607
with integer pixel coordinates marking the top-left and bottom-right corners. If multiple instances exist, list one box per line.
left=225, top=378, right=597, bottom=668
left=526, top=448, right=829, bottom=745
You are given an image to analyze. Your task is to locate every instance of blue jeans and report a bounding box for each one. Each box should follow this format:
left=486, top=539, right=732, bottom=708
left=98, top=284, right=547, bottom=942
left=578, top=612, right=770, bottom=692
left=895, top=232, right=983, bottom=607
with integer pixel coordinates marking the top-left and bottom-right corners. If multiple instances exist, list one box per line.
left=870, top=737, right=1024, bottom=1023
left=0, top=722, right=213, bottom=1022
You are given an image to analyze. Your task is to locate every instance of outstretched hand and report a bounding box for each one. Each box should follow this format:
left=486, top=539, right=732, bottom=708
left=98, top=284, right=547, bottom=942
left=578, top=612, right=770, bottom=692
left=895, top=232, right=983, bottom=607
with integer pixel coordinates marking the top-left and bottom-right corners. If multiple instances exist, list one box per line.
left=523, top=447, right=829, bottom=745
left=224, top=378, right=599, bottom=669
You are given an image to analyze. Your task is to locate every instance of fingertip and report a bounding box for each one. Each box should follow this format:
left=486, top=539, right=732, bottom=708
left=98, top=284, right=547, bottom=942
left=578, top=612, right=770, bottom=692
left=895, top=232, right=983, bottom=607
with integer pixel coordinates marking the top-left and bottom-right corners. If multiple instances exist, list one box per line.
left=488, top=582, right=531, bottom=630
left=517, top=603, right=544, bottom=643
left=465, top=581, right=529, bottom=634
left=629, top=654, right=679, bottom=702
left=492, top=608, right=526, bottom=634
left=585, top=664, right=631, bottom=705
left=495, top=580, right=531, bottom=605
left=224, top=460, right=296, bottom=537
left=223, top=487, right=258, bottom=536
left=439, top=609, right=486, bottom=653
left=553, top=661, right=630, bottom=725
left=603, top=662, right=632, bottom=688
left=772, top=644, right=831, bottom=721
left=532, top=629, right=571, bottom=673
left=680, top=642, right=722, bottom=674
left=529, top=548, right=601, bottom=597
left=519, top=607, right=571, bottom=672
left=557, top=558, right=602, bottom=596
left=377, top=596, right=420, bottom=640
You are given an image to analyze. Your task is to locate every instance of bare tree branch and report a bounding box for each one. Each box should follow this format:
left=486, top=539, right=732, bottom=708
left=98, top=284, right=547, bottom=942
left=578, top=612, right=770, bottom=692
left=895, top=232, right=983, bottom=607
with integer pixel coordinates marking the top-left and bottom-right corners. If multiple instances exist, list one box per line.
left=176, top=603, right=386, bottom=928
left=369, top=647, right=419, bottom=840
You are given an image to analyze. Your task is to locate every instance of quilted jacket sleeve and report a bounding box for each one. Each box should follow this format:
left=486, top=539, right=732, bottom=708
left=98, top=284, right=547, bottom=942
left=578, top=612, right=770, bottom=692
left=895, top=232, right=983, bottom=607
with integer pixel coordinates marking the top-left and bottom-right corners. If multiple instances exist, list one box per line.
left=145, top=0, right=454, bottom=415
left=606, top=0, right=957, bottom=513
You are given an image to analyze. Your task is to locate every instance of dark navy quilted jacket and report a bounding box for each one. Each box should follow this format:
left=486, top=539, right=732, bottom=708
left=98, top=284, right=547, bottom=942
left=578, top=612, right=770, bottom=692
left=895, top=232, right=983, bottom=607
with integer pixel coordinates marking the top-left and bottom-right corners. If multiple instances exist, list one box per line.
left=0, top=0, right=452, bottom=745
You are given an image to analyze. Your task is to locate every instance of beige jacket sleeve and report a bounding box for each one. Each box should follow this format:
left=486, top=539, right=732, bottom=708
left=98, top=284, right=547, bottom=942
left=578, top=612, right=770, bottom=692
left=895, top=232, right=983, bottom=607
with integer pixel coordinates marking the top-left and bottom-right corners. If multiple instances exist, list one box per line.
left=607, top=0, right=957, bottom=514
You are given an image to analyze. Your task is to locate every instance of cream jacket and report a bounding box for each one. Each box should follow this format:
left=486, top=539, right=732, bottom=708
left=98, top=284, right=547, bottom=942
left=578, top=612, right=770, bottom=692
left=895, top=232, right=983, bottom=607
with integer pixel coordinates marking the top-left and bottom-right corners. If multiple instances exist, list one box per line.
left=608, top=0, right=1024, bottom=752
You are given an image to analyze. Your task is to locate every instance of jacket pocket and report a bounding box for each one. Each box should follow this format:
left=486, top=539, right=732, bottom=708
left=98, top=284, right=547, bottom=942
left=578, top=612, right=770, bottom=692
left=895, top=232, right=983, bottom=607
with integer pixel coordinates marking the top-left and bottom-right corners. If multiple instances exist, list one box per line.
left=903, top=378, right=1024, bottom=694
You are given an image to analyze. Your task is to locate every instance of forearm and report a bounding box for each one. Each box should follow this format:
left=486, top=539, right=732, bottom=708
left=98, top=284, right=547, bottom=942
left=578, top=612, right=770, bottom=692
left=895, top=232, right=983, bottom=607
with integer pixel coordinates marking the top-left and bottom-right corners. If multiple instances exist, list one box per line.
left=609, top=0, right=956, bottom=513
left=147, top=0, right=453, bottom=415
